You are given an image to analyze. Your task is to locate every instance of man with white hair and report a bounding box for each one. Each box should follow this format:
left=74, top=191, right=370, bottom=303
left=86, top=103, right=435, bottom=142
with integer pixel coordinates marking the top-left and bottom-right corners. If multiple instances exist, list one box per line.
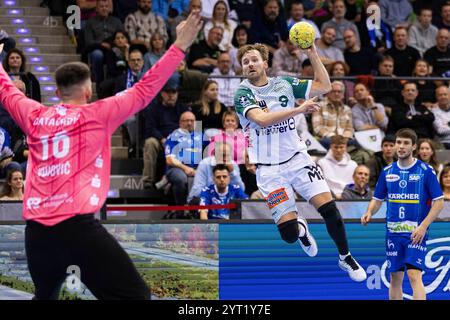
left=432, top=85, right=450, bottom=149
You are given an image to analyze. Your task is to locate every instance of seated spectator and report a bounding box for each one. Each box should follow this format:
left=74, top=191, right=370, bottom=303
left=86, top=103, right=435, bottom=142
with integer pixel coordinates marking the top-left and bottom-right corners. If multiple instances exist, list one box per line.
left=169, top=0, right=202, bottom=42
left=408, top=8, right=438, bottom=57
left=372, top=55, right=402, bottom=116
left=439, top=165, right=450, bottom=200
left=301, top=58, right=314, bottom=77
left=0, top=30, right=16, bottom=62
left=343, top=28, right=376, bottom=75
left=321, top=0, right=360, bottom=51
left=198, top=164, right=248, bottom=220
left=389, top=82, right=435, bottom=139
left=416, top=138, right=443, bottom=174
left=379, top=0, right=413, bottom=31
left=209, top=52, right=241, bottom=107
left=187, top=26, right=223, bottom=74
left=249, top=0, right=289, bottom=56
left=0, top=169, right=23, bottom=201
left=436, top=3, right=450, bottom=31
left=229, top=0, right=258, bottom=29
left=105, top=30, right=130, bottom=78
left=385, top=26, right=421, bottom=77
left=142, top=82, right=189, bottom=189
left=432, top=85, right=450, bottom=149
left=84, top=0, right=124, bottom=84
left=287, top=1, right=321, bottom=40
left=177, top=60, right=209, bottom=104
left=352, top=83, right=388, bottom=132
left=341, top=164, right=373, bottom=200
left=2, top=48, right=41, bottom=102
left=317, top=135, right=358, bottom=199
left=271, top=39, right=307, bottom=77
left=12, top=134, right=27, bottom=175
left=142, top=32, right=167, bottom=73
left=329, top=61, right=354, bottom=104
left=124, top=0, right=168, bottom=50
left=0, top=129, right=22, bottom=180
left=192, top=80, right=227, bottom=130
left=203, top=1, right=237, bottom=51
left=165, top=111, right=207, bottom=206
left=424, top=29, right=450, bottom=77
left=366, top=135, right=396, bottom=189
left=229, top=24, right=250, bottom=74
left=315, top=26, right=345, bottom=67
left=312, top=81, right=355, bottom=149
left=304, top=0, right=330, bottom=20
left=201, top=0, right=237, bottom=21
left=189, top=141, right=245, bottom=204
left=412, top=59, right=437, bottom=108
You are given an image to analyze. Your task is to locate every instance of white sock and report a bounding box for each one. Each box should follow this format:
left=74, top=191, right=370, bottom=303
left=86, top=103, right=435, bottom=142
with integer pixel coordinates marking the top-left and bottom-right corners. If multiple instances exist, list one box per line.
left=339, top=253, right=350, bottom=260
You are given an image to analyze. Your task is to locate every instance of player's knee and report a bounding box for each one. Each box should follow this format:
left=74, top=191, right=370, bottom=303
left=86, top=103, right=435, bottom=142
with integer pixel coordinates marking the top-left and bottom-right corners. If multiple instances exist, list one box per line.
left=317, top=201, right=343, bottom=227
left=277, top=219, right=299, bottom=244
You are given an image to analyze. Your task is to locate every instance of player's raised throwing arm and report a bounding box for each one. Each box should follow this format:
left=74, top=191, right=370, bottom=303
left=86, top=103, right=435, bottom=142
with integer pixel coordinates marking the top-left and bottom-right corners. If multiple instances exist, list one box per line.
left=304, top=44, right=331, bottom=97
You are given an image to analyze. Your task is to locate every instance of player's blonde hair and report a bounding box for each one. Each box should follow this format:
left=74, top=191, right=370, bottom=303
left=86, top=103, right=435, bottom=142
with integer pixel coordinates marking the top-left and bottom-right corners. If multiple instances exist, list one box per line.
left=237, top=44, right=269, bottom=66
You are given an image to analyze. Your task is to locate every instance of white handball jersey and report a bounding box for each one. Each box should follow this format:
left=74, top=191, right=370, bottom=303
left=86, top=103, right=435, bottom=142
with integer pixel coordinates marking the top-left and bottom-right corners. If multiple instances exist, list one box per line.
left=234, top=76, right=312, bottom=165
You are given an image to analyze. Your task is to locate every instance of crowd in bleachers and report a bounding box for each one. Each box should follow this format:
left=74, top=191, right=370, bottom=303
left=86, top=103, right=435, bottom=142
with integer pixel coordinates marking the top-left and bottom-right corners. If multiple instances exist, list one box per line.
left=1, top=0, right=450, bottom=219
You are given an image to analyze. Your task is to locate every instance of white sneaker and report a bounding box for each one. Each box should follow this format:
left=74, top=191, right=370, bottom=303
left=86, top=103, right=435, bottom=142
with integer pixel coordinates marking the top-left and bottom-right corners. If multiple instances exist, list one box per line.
left=297, top=217, right=318, bottom=257
left=338, top=255, right=367, bottom=282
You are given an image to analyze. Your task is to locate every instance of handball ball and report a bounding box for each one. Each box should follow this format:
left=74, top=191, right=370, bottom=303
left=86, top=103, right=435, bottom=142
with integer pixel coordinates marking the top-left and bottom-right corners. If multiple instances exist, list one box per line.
left=289, top=21, right=315, bottom=49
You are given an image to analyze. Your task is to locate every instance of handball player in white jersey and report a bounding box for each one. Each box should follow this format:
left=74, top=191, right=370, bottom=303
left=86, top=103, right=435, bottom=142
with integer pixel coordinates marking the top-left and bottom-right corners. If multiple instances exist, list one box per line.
left=234, top=43, right=366, bottom=281
left=0, top=12, right=203, bottom=299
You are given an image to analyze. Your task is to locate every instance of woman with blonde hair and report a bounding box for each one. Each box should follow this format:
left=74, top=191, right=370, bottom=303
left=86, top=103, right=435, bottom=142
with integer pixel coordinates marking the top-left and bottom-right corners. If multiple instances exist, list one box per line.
left=411, top=59, right=437, bottom=109
left=203, top=0, right=237, bottom=51
left=0, top=169, right=23, bottom=201
left=192, top=80, right=226, bottom=130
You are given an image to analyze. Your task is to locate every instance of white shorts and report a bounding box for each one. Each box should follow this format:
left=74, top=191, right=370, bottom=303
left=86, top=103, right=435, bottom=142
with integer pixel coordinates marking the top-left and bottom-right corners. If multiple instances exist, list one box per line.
left=256, top=151, right=330, bottom=223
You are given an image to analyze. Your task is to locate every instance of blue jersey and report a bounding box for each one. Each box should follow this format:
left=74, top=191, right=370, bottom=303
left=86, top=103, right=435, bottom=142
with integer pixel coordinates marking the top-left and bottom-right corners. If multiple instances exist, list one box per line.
left=199, top=184, right=248, bottom=219
left=373, top=159, right=443, bottom=236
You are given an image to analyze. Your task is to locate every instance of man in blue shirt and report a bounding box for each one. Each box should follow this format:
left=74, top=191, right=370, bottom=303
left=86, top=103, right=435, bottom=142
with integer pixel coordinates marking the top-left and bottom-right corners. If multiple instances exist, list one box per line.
left=199, top=164, right=248, bottom=220
left=361, top=128, right=444, bottom=300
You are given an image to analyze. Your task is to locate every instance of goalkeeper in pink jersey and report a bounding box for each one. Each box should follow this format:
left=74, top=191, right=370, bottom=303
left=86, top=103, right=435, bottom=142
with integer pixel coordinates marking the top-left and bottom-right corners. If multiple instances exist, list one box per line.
left=0, top=12, right=203, bottom=300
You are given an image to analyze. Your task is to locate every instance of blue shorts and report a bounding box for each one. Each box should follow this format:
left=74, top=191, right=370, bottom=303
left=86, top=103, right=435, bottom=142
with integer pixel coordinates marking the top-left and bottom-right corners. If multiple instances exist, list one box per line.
left=386, top=234, right=427, bottom=272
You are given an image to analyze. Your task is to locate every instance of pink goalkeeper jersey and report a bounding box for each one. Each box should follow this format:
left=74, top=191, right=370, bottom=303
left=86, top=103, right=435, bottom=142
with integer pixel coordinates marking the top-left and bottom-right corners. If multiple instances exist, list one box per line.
left=0, top=45, right=185, bottom=226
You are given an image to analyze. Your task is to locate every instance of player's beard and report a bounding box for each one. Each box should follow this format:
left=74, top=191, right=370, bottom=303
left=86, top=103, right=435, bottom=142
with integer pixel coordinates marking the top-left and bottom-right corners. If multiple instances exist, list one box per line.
left=397, top=149, right=412, bottom=160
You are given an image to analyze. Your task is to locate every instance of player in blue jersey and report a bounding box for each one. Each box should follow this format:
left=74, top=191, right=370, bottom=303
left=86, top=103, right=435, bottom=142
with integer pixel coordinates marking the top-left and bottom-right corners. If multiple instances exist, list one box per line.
left=199, top=164, right=249, bottom=219
left=361, top=128, right=444, bottom=300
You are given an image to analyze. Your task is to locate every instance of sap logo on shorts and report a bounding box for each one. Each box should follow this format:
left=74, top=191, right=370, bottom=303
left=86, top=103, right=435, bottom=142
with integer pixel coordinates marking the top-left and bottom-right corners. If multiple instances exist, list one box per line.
left=266, top=188, right=289, bottom=209
left=386, top=174, right=400, bottom=182
left=26, top=197, right=41, bottom=209
left=409, top=174, right=422, bottom=182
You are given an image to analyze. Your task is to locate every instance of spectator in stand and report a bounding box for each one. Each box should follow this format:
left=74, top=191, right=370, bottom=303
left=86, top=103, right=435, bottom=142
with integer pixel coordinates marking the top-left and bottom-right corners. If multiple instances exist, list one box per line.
left=315, top=26, right=345, bottom=67
left=317, top=135, right=358, bottom=199
left=390, top=82, right=435, bottom=139
left=341, top=164, right=373, bottom=200
left=366, top=135, right=396, bottom=188
left=343, top=28, right=376, bottom=75
left=329, top=61, right=354, bottom=104
left=203, top=1, right=238, bottom=51
left=312, top=81, right=355, bottom=149
left=198, top=164, right=248, bottom=220
left=439, top=166, right=450, bottom=200
left=229, top=25, right=250, bottom=74
left=176, top=59, right=208, bottom=104
left=187, top=26, right=223, bottom=74
left=229, top=0, right=259, bottom=29
left=321, top=0, right=360, bottom=51
left=379, top=0, right=413, bottom=31
left=84, top=0, right=124, bottom=84
left=209, top=52, right=241, bottom=107
left=372, top=55, right=402, bottom=116
left=165, top=111, right=207, bottom=206
left=416, top=138, right=443, bottom=175
left=385, top=26, right=421, bottom=77
left=124, top=0, right=168, bottom=50
left=188, top=141, right=245, bottom=203
left=169, top=0, right=202, bottom=42
left=192, top=80, right=227, bottom=130
left=0, top=169, right=24, bottom=201
left=432, top=85, right=450, bottom=149
left=142, top=82, right=189, bottom=189
left=105, top=30, right=130, bottom=78
left=412, top=59, right=437, bottom=108
left=304, top=0, right=331, bottom=21
left=249, top=0, right=289, bottom=56
left=201, top=0, right=237, bottom=21
left=0, top=128, right=22, bottom=180
left=271, top=39, right=307, bottom=77
left=0, top=30, right=15, bottom=63
left=408, top=8, right=439, bottom=57
left=424, top=29, right=450, bottom=77
left=301, top=58, right=314, bottom=77
left=142, top=32, right=167, bottom=72
left=2, top=48, right=41, bottom=102
left=352, top=82, right=388, bottom=132
left=436, top=3, right=450, bottom=31
left=287, top=1, right=321, bottom=40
